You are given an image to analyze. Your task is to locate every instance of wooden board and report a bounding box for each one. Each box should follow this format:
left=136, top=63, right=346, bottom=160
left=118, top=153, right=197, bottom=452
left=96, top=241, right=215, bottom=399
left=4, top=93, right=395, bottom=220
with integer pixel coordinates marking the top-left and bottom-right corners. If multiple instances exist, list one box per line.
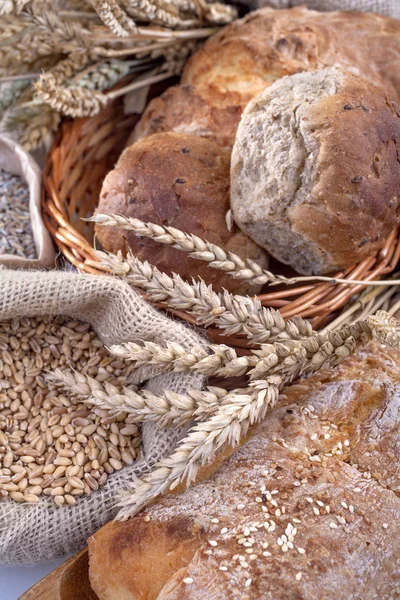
left=19, top=548, right=98, bottom=600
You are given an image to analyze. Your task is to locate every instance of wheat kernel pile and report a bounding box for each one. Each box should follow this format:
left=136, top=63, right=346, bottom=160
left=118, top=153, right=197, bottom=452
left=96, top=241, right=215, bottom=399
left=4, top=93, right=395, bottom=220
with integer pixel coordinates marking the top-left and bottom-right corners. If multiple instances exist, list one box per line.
left=0, top=316, right=141, bottom=506
left=0, top=170, right=36, bottom=259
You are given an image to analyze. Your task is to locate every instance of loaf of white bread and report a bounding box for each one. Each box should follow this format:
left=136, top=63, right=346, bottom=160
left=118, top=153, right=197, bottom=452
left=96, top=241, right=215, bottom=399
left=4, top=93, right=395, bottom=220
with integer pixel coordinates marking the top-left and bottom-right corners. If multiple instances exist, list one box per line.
left=89, top=338, right=400, bottom=599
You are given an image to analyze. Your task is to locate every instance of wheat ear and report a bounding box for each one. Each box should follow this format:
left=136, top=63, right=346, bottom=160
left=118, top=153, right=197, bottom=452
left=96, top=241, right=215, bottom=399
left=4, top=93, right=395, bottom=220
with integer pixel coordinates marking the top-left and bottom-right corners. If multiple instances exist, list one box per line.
left=366, top=310, right=400, bottom=348
left=109, top=321, right=369, bottom=382
left=47, top=368, right=229, bottom=427
left=115, top=316, right=375, bottom=518
left=92, top=214, right=400, bottom=289
left=34, top=75, right=108, bottom=117
left=116, top=378, right=281, bottom=519
left=96, top=249, right=314, bottom=343
left=121, top=0, right=197, bottom=28
left=88, top=0, right=138, bottom=36
left=49, top=320, right=367, bottom=433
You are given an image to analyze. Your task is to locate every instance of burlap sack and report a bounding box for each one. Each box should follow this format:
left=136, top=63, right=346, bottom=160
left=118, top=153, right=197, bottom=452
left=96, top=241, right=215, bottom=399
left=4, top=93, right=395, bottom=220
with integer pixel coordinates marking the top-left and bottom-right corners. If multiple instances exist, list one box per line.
left=247, top=0, right=400, bottom=18
left=0, top=269, right=205, bottom=565
left=0, top=135, right=56, bottom=269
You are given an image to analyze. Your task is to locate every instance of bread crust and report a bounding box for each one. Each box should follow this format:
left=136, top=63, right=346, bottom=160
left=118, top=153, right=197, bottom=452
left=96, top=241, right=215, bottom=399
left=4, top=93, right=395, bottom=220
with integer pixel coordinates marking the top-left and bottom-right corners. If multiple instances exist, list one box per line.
left=182, top=6, right=400, bottom=106
left=129, top=85, right=241, bottom=149
left=133, top=7, right=400, bottom=148
left=95, top=132, right=268, bottom=294
left=231, top=68, right=400, bottom=274
left=89, top=339, right=400, bottom=600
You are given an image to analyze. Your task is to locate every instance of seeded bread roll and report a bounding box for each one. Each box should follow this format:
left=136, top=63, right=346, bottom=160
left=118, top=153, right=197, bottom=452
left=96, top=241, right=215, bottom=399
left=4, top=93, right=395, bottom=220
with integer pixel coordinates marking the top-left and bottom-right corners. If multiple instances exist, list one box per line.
left=95, top=132, right=268, bottom=295
left=131, top=7, right=400, bottom=148
left=231, top=68, right=400, bottom=275
left=89, top=338, right=400, bottom=599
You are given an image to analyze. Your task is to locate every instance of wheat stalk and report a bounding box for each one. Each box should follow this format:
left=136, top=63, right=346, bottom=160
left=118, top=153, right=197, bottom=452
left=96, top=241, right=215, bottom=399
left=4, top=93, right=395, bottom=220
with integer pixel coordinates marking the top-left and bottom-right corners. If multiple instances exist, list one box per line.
left=49, top=321, right=367, bottom=428
left=50, top=316, right=371, bottom=518
left=91, top=214, right=400, bottom=290
left=47, top=368, right=228, bottom=427
left=96, top=249, right=314, bottom=343
left=34, top=76, right=109, bottom=117
left=116, top=378, right=280, bottom=519
left=108, top=319, right=369, bottom=381
left=88, top=0, right=138, bottom=36
left=115, top=321, right=372, bottom=517
left=0, top=0, right=230, bottom=143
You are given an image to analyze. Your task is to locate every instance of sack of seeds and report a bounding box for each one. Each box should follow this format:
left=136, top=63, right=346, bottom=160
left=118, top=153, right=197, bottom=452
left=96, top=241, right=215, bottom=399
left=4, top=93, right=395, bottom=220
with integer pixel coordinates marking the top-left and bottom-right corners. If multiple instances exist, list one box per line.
left=0, top=269, right=205, bottom=565
left=0, top=135, right=55, bottom=269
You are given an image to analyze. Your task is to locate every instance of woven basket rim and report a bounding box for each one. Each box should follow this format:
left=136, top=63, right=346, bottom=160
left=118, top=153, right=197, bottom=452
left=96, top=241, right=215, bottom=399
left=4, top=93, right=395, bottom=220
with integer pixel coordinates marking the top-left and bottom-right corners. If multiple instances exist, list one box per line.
left=41, top=93, right=400, bottom=341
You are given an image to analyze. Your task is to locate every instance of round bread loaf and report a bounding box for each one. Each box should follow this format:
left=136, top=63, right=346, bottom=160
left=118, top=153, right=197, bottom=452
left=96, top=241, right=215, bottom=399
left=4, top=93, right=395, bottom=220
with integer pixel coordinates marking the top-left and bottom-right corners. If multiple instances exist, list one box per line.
left=182, top=6, right=400, bottom=106
left=127, top=84, right=240, bottom=149
left=95, top=132, right=268, bottom=294
left=231, top=68, right=400, bottom=275
left=132, top=7, right=400, bottom=148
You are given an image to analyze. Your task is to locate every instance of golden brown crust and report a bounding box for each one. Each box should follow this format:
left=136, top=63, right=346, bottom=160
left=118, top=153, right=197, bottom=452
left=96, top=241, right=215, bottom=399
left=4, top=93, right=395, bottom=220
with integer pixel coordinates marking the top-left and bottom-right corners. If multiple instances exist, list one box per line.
left=129, top=85, right=242, bottom=149
left=95, top=132, right=268, bottom=294
left=182, top=7, right=400, bottom=106
left=231, top=68, right=400, bottom=274
left=89, top=340, right=400, bottom=599
left=133, top=7, right=400, bottom=150
left=291, top=74, right=400, bottom=270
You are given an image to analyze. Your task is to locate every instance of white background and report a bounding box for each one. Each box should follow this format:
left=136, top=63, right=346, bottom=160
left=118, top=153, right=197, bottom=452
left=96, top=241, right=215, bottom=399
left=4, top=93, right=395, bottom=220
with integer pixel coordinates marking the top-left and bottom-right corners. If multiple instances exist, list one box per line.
left=0, top=557, right=69, bottom=599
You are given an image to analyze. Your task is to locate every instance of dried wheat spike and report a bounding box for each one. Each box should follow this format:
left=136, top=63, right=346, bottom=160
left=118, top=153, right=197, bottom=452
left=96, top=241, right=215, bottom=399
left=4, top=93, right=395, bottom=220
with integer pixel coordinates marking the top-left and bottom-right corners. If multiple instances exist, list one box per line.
left=367, top=310, right=400, bottom=349
left=35, top=75, right=108, bottom=117
left=92, top=215, right=400, bottom=290
left=117, top=378, right=281, bottom=520
left=89, top=0, right=138, bottom=36
left=48, top=368, right=232, bottom=427
left=96, top=249, right=315, bottom=343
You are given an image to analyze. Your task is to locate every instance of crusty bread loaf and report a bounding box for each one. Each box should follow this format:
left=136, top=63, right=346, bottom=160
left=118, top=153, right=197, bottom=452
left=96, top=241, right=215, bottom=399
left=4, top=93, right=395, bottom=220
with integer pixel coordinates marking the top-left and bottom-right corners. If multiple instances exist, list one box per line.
left=182, top=6, right=400, bottom=106
left=89, top=338, right=400, bottom=599
left=231, top=67, right=400, bottom=275
left=95, top=132, right=268, bottom=295
left=132, top=7, right=400, bottom=147
left=127, top=84, right=241, bottom=149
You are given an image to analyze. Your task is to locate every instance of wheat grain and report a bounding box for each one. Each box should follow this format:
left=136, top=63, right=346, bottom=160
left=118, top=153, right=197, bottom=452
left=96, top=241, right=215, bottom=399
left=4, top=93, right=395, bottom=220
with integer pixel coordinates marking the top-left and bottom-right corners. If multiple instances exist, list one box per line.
left=0, top=316, right=141, bottom=505
left=0, top=170, right=36, bottom=258
left=366, top=310, right=400, bottom=349
left=96, top=250, right=314, bottom=344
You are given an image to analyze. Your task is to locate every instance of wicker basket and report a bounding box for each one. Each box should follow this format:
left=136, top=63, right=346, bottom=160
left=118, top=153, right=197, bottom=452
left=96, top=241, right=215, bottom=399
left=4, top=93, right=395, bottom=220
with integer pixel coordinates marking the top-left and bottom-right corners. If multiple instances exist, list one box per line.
left=42, top=93, right=400, bottom=342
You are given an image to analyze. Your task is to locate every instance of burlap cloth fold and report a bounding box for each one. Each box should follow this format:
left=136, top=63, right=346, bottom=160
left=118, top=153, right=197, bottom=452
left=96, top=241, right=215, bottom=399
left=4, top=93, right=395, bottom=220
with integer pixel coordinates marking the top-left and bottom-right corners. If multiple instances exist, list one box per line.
left=0, top=270, right=205, bottom=565
left=250, top=0, right=399, bottom=18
